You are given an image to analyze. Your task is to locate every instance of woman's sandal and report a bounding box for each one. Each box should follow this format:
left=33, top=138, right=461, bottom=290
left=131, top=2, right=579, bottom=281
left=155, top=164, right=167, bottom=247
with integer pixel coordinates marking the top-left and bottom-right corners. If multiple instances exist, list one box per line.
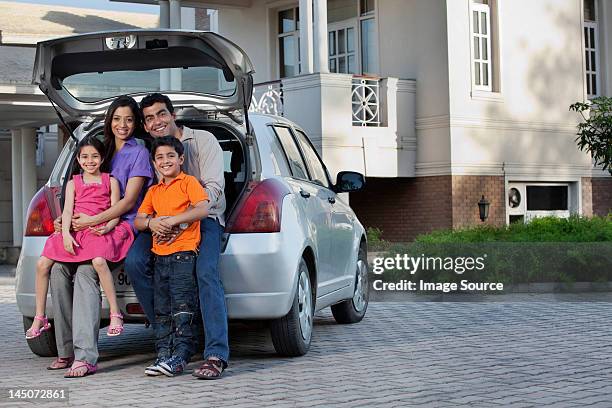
left=192, top=358, right=226, bottom=380
left=64, top=360, right=97, bottom=378
left=25, top=315, right=52, bottom=340
left=107, top=312, right=124, bottom=337
left=47, top=357, right=75, bottom=370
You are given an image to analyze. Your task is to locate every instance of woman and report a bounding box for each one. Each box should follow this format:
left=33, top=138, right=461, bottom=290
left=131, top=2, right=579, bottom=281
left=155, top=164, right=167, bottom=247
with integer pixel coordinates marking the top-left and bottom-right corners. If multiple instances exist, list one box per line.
left=71, top=95, right=153, bottom=234
left=49, top=95, right=154, bottom=377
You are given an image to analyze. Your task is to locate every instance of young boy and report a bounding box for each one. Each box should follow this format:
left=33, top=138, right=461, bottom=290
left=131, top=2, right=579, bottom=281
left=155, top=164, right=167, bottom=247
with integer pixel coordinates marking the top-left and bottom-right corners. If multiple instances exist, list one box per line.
left=135, top=136, right=209, bottom=377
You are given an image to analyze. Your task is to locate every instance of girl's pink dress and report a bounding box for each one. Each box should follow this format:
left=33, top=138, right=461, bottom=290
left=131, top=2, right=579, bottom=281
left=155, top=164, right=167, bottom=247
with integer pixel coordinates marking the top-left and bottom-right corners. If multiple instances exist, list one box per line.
left=41, top=173, right=134, bottom=263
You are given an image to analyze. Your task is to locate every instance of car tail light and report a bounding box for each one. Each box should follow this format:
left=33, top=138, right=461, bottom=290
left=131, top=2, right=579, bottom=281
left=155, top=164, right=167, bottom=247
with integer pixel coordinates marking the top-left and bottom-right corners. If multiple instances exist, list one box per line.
left=225, top=179, right=290, bottom=233
left=126, top=303, right=145, bottom=315
left=24, top=187, right=56, bottom=236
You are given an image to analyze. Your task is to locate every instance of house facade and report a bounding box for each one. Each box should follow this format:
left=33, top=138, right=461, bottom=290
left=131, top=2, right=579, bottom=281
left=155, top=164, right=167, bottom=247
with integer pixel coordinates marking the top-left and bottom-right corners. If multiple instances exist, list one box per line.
left=202, top=0, right=612, bottom=240
left=3, top=0, right=612, bottom=249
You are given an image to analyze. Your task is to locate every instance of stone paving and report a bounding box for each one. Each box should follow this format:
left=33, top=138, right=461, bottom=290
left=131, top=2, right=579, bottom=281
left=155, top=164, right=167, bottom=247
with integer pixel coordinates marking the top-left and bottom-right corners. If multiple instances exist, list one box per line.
left=1, top=277, right=611, bottom=407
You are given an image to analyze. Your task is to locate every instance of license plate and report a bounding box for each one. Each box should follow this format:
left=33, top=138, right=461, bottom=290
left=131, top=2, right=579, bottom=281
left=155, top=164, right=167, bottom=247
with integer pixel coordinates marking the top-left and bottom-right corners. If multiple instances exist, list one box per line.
left=114, top=270, right=132, bottom=292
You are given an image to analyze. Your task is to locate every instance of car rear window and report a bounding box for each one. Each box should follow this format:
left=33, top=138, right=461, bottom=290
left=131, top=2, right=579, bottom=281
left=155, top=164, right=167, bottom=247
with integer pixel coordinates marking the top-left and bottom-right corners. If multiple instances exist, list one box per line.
left=62, top=66, right=235, bottom=102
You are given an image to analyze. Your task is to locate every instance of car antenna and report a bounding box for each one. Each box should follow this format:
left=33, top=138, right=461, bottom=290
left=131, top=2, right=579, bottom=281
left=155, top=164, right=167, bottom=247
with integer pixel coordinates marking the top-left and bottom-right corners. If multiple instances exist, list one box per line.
left=48, top=98, right=78, bottom=142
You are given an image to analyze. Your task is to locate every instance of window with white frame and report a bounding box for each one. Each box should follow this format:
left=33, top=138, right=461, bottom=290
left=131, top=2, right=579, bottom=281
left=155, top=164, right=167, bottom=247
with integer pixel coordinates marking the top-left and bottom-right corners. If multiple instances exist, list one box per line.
left=359, top=0, right=378, bottom=75
left=584, top=0, right=599, bottom=97
left=277, top=0, right=378, bottom=78
left=471, top=0, right=492, bottom=91
left=278, top=7, right=301, bottom=78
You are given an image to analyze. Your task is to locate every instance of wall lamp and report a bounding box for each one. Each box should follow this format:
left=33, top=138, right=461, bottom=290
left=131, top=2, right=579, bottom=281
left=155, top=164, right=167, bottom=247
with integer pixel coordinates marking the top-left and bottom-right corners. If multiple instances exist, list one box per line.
left=478, top=195, right=490, bottom=222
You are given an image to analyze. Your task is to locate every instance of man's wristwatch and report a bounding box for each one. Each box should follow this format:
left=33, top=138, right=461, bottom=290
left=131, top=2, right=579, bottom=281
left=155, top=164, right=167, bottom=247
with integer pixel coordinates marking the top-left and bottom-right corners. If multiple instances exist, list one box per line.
left=179, top=222, right=189, bottom=231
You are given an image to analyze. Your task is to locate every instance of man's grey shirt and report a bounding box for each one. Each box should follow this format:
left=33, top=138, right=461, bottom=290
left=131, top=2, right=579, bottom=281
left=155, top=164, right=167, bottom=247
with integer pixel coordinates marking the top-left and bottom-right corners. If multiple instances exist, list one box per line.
left=180, top=125, right=226, bottom=226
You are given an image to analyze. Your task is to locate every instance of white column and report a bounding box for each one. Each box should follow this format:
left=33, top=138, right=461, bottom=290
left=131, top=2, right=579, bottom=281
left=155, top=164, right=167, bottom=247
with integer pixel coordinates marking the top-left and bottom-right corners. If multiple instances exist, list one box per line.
left=21, top=128, right=37, bottom=226
left=299, top=0, right=314, bottom=75
left=313, top=0, right=329, bottom=73
left=11, top=129, right=23, bottom=246
left=159, top=0, right=171, bottom=91
left=208, top=9, right=219, bottom=33
left=169, top=0, right=182, bottom=91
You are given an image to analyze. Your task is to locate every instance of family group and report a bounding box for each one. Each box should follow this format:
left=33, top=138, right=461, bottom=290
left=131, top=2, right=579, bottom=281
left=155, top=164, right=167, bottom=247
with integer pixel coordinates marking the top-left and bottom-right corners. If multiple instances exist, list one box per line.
left=25, top=93, right=229, bottom=379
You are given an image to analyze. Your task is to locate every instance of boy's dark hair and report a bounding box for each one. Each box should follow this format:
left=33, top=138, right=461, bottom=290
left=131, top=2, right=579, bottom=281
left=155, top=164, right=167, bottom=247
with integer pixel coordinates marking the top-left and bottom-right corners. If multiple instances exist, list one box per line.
left=151, top=136, right=184, bottom=160
left=140, top=93, right=174, bottom=114
left=71, top=136, right=110, bottom=175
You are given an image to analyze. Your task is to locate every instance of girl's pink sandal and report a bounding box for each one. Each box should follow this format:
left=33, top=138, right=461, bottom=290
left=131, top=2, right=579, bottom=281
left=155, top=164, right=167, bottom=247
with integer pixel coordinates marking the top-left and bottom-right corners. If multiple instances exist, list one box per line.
left=107, top=312, right=124, bottom=337
left=25, top=315, right=52, bottom=340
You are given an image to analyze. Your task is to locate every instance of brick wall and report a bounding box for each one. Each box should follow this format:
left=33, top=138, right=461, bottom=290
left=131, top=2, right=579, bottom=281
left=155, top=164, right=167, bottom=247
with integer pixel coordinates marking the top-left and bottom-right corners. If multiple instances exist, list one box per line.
left=452, top=175, right=505, bottom=228
left=350, top=175, right=505, bottom=242
left=592, top=177, right=612, bottom=216
left=350, top=176, right=453, bottom=242
left=582, top=177, right=593, bottom=217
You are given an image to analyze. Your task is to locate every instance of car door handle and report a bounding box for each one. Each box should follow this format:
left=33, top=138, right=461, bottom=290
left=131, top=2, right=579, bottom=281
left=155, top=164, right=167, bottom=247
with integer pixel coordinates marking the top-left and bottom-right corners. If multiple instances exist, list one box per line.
left=328, top=197, right=336, bottom=204
left=300, top=190, right=310, bottom=198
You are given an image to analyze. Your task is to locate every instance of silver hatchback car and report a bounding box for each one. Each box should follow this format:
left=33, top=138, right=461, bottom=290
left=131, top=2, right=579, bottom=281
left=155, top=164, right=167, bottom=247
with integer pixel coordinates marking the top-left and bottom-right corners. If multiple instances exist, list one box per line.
left=16, top=30, right=369, bottom=358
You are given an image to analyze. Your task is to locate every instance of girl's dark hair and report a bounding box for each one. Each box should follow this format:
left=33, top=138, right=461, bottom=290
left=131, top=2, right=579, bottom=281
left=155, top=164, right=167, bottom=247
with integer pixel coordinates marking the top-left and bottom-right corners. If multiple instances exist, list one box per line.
left=71, top=136, right=109, bottom=176
left=102, top=95, right=144, bottom=162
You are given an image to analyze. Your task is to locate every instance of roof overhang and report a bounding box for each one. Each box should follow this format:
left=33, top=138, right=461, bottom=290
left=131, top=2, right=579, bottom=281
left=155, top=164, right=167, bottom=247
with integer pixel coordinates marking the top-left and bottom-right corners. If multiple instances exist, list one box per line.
left=110, top=0, right=253, bottom=9
left=0, top=85, right=59, bottom=128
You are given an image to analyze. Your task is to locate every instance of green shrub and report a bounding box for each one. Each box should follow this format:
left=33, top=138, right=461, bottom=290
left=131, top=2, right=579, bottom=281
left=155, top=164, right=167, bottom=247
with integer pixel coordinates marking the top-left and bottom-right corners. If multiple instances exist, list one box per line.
left=414, top=215, right=612, bottom=243
left=366, top=227, right=390, bottom=251
left=373, top=216, right=612, bottom=286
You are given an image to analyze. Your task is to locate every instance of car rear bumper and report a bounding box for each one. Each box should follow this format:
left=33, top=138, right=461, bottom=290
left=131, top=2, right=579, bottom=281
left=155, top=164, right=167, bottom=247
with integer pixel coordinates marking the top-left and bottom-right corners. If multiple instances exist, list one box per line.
left=16, top=232, right=302, bottom=321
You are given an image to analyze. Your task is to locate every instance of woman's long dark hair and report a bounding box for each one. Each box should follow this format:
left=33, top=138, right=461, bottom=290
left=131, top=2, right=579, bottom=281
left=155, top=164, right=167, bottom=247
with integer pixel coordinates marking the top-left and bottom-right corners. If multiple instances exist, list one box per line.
left=102, top=95, right=147, bottom=162
left=71, top=136, right=109, bottom=176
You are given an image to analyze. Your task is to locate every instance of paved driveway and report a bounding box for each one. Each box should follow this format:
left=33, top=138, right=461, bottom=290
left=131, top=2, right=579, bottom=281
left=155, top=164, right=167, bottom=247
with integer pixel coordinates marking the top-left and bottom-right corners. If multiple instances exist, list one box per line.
left=1, top=278, right=611, bottom=407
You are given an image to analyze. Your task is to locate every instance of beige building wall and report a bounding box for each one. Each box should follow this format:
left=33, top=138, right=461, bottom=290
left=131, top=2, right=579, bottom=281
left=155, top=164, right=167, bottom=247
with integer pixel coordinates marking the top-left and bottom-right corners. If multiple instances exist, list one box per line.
left=445, top=0, right=591, bottom=178
left=377, top=0, right=453, bottom=173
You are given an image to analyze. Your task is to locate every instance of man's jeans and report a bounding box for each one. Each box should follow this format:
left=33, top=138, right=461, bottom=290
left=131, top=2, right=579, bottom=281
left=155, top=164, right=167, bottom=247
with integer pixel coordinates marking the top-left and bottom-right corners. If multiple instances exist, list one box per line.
left=125, top=218, right=230, bottom=363
left=154, top=251, right=198, bottom=361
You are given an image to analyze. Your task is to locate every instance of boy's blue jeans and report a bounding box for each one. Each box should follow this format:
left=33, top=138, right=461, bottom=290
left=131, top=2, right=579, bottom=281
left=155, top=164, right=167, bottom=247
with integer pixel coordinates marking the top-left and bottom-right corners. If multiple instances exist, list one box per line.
left=154, top=251, right=198, bottom=361
left=125, top=218, right=230, bottom=364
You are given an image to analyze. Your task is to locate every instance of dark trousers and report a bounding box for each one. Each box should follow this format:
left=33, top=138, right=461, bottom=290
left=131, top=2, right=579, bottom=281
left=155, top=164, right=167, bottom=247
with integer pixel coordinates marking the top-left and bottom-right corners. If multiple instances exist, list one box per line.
left=154, top=251, right=198, bottom=361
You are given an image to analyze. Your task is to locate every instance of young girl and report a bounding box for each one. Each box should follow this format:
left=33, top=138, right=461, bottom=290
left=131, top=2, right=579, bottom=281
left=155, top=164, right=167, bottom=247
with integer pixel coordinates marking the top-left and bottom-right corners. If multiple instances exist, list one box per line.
left=26, top=136, right=134, bottom=340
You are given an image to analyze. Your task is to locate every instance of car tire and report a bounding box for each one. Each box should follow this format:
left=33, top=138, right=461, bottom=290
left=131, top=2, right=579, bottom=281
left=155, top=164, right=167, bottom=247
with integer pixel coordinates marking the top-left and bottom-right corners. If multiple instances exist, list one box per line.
left=331, top=244, right=369, bottom=324
left=23, top=316, right=58, bottom=357
left=270, top=258, right=313, bottom=357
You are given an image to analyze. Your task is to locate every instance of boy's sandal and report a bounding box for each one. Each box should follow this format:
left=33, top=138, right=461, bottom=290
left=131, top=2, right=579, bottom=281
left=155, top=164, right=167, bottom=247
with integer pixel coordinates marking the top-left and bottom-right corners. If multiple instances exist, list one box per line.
left=47, top=357, right=74, bottom=370
left=25, top=315, right=52, bottom=340
left=64, top=360, right=97, bottom=378
left=107, top=312, right=124, bottom=337
left=192, top=358, right=226, bottom=380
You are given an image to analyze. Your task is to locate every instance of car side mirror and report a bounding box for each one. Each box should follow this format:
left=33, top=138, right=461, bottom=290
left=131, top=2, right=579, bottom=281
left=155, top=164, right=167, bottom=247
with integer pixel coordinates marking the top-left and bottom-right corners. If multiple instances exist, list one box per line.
left=333, top=171, right=365, bottom=193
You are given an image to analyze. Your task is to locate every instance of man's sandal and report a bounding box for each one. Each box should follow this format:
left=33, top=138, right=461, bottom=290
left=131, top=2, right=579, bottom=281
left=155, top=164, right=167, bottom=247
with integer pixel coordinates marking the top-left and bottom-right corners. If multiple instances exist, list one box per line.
left=192, top=358, right=226, bottom=380
left=47, top=357, right=74, bottom=370
left=107, top=312, right=124, bottom=337
left=64, top=360, right=97, bottom=378
left=25, top=315, right=52, bottom=340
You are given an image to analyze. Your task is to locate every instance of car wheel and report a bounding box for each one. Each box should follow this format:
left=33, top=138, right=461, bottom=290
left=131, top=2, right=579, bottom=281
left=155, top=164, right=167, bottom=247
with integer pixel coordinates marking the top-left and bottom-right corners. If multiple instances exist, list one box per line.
left=331, top=244, right=369, bottom=324
left=270, top=258, right=313, bottom=357
left=23, top=316, right=58, bottom=357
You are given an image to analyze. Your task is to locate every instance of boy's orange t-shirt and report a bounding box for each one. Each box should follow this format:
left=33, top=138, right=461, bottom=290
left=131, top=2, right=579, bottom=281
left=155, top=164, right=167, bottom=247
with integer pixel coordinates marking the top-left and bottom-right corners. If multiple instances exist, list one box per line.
left=137, top=172, right=208, bottom=256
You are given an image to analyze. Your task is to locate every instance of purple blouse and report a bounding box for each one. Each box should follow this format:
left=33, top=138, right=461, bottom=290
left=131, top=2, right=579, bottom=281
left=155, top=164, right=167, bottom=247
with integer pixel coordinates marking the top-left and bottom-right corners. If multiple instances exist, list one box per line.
left=110, top=138, right=153, bottom=230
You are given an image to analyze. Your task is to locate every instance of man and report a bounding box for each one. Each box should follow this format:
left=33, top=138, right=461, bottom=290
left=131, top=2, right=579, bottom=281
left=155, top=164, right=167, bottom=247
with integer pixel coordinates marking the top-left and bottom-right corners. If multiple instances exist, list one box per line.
left=124, top=93, right=229, bottom=379
left=49, top=263, right=101, bottom=378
